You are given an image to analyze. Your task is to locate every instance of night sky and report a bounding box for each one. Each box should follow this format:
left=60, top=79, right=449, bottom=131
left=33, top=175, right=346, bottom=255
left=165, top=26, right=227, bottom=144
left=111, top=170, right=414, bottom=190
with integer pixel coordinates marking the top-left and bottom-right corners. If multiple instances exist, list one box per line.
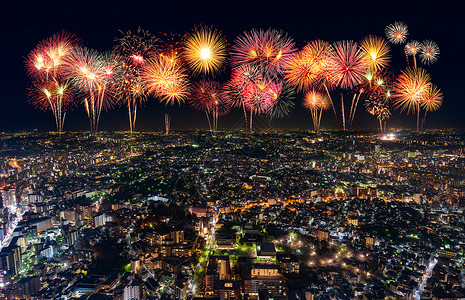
left=1, top=0, right=463, bottom=132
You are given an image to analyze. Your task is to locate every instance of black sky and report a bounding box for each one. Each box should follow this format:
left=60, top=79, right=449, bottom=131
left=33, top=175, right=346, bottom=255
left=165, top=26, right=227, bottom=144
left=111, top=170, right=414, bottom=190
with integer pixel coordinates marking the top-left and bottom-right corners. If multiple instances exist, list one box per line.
left=1, top=0, right=463, bottom=132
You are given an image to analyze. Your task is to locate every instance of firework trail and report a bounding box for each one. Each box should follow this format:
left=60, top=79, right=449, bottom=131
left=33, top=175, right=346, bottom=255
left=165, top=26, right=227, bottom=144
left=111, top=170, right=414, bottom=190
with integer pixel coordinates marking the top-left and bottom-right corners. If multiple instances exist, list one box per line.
left=25, top=31, right=78, bottom=133
left=303, top=90, right=330, bottom=132
left=190, top=80, right=230, bottom=132
left=64, top=47, right=121, bottom=133
left=392, top=67, right=431, bottom=131
left=114, top=27, right=159, bottom=133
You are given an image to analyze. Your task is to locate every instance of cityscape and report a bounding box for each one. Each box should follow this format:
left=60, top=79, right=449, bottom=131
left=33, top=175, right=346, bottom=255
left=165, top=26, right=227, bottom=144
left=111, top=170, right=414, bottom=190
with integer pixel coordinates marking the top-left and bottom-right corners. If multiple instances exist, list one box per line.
left=1, top=1, right=464, bottom=299
left=0, top=130, right=464, bottom=299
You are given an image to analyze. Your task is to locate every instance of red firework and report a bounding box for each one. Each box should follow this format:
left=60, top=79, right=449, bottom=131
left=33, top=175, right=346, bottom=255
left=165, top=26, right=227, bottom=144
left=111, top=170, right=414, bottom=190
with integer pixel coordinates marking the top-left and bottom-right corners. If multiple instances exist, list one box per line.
left=190, top=81, right=230, bottom=115
left=327, top=40, right=367, bottom=89
left=231, top=28, right=296, bottom=77
left=26, top=31, right=79, bottom=80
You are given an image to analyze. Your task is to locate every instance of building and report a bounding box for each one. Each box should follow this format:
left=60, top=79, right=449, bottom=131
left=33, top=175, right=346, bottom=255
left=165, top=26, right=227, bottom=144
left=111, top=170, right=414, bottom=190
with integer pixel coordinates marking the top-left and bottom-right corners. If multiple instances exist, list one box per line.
left=276, top=253, right=299, bottom=274
left=244, top=264, right=284, bottom=299
left=123, top=279, right=142, bottom=300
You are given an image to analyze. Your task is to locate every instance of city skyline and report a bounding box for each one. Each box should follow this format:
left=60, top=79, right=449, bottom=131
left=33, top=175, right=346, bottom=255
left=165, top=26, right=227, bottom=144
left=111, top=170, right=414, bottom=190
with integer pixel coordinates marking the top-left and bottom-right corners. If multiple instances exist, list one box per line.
left=1, top=1, right=463, bottom=132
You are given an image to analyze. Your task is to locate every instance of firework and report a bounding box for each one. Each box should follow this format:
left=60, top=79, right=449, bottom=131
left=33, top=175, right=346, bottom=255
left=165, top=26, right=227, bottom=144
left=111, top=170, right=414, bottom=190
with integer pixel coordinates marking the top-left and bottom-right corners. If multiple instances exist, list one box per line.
left=268, top=83, right=296, bottom=120
left=360, top=35, right=391, bottom=72
left=385, top=21, right=408, bottom=44
left=392, top=67, right=431, bottom=130
left=190, top=81, right=230, bottom=131
left=285, top=40, right=333, bottom=92
left=159, top=32, right=183, bottom=63
left=243, top=80, right=278, bottom=115
left=405, top=40, right=421, bottom=56
left=327, top=40, right=367, bottom=89
left=326, top=40, right=367, bottom=129
left=26, top=31, right=78, bottom=80
left=421, top=84, right=443, bottom=129
left=28, top=80, right=76, bottom=132
left=419, top=40, right=440, bottom=65
left=303, top=90, right=330, bottom=132
left=114, top=27, right=158, bottom=65
left=392, top=67, right=431, bottom=113
left=143, top=56, right=190, bottom=106
left=64, top=47, right=120, bottom=133
left=421, top=84, right=443, bottom=112
left=365, top=96, right=391, bottom=132
left=114, top=28, right=159, bottom=132
left=183, top=26, right=228, bottom=76
left=231, top=28, right=296, bottom=78
left=25, top=31, right=79, bottom=133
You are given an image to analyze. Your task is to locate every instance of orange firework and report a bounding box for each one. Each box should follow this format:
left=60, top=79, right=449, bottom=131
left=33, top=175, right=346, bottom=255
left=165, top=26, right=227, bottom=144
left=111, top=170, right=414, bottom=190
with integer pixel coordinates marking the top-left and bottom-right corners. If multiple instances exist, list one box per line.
left=393, top=67, right=432, bottom=131
left=143, top=56, right=190, bottom=105
left=421, top=84, right=443, bottom=129
left=285, top=40, right=333, bottom=92
left=360, top=35, right=391, bottom=72
left=421, top=84, right=443, bottom=112
left=303, top=90, right=330, bottom=132
left=183, top=26, right=228, bottom=75
left=393, top=68, right=431, bottom=113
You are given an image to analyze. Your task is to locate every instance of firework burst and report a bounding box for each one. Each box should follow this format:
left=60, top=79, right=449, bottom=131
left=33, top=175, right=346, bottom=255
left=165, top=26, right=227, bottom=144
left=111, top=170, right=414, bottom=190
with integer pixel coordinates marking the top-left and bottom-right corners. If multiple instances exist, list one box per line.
left=268, top=83, right=296, bottom=120
left=190, top=80, right=230, bottom=131
left=303, top=90, right=330, bottom=132
left=114, top=27, right=159, bottom=132
left=392, top=67, right=432, bottom=130
left=64, top=47, right=120, bottom=133
left=385, top=21, right=408, bottom=44
left=159, top=32, right=184, bottom=64
left=419, top=40, right=440, bottom=65
left=327, top=40, right=367, bottom=89
left=183, top=26, right=228, bottom=76
left=231, top=28, right=296, bottom=78
left=392, top=67, right=431, bottom=113
left=143, top=56, right=190, bottom=106
left=25, top=31, right=79, bottom=133
left=365, top=96, right=391, bottom=132
left=285, top=40, right=333, bottom=92
left=26, top=31, right=78, bottom=80
left=360, top=35, right=391, bottom=72
left=421, top=84, right=443, bottom=112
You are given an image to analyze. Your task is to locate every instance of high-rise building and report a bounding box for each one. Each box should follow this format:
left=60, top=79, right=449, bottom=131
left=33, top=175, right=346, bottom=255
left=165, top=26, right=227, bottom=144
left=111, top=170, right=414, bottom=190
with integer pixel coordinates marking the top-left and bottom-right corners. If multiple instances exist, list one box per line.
left=123, top=279, right=142, bottom=300
left=0, top=188, right=16, bottom=209
left=243, top=264, right=284, bottom=299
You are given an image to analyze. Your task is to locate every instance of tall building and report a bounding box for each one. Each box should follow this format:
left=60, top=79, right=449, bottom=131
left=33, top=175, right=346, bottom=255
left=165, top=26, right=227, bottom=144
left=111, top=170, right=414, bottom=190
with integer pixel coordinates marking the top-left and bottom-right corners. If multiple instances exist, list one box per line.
left=1, top=188, right=16, bottom=209
left=205, top=256, right=231, bottom=296
left=243, top=264, right=284, bottom=299
left=123, top=279, right=142, bottom=300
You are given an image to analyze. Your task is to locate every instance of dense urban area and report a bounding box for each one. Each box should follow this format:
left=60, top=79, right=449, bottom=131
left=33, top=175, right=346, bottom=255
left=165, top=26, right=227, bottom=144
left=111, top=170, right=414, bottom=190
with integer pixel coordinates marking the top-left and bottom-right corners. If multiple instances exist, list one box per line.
left=0, top=130, right=464, bottom=299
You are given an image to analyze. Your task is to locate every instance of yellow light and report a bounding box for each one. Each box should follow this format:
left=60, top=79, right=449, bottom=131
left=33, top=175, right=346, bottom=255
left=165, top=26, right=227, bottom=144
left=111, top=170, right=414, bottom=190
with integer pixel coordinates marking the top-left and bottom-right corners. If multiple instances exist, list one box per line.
left=200, top=48, right=211, bottom=60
